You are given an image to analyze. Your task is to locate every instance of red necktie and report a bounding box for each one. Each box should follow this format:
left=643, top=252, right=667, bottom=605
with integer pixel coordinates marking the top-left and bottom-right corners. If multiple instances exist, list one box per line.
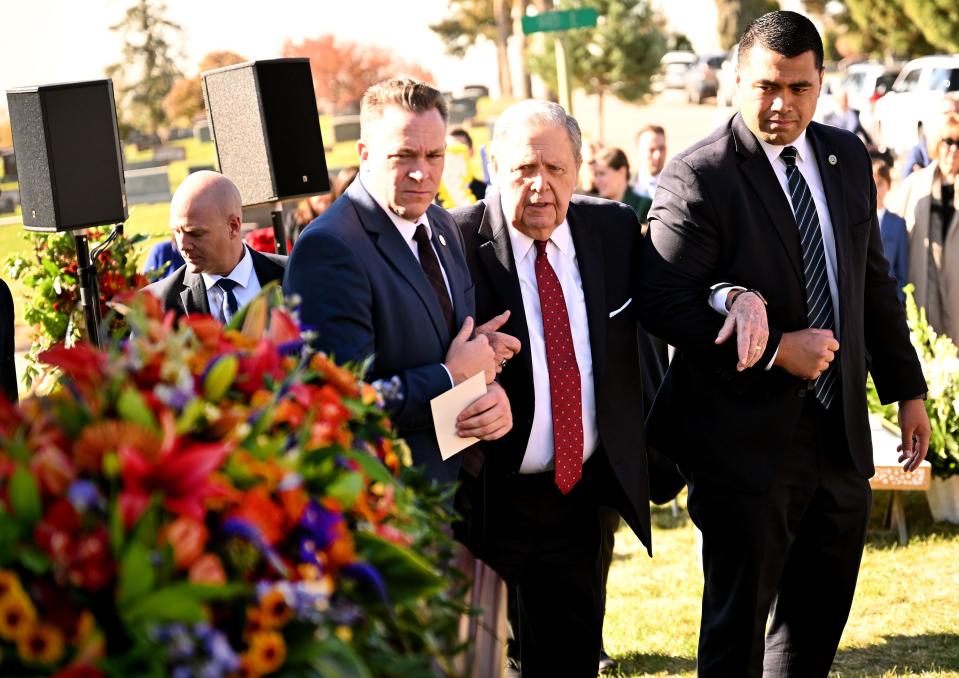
left=534, top=239, right=583, bottom=494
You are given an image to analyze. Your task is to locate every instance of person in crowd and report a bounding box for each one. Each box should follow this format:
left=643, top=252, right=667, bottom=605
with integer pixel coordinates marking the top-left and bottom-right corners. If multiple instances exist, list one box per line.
left=890, top=112, right=959, bottom=343
left=142, top=239, right=185, bottom=280
left=0, top=277, right=17, bottom=403
left=632, top=124, right=667, bottom=200
left=449, top=127, right=488, bottom=200
left=143, top=171, right=286, bottom=322
left=592, top=146, right=653, bottom=226
left=450, top=99, right=654, bottom=677
left=824, top=90, right=872, bottom=146
left=638, top=11, right=929, bottom=677
left=577, top=140, right=601, bottom=196
left=872, top=159, right=908, bottom=302
left=900, top=94, right=959, bottom=181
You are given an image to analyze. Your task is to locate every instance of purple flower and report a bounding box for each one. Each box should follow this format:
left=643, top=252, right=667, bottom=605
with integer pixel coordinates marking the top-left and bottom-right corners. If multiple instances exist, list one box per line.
left=343, top=562, right=389, bottom=605
left=222, top=518, right=289, bottom=576
left=299, top=500, right=342, bottom=550
left=67, top=479, right=103, bottom=513
left=203, top=629, right=240, bottom=674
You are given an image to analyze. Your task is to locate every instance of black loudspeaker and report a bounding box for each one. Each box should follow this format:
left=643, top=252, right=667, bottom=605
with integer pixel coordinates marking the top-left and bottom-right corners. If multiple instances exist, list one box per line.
left=6, top=79, right=126, bottom=232
left=202, top=58, right=330, bottom=206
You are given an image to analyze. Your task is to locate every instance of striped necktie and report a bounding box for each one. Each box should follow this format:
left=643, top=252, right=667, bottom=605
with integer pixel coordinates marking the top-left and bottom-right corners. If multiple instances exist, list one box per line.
left=216, top=278, right=240, bottom=324
left=780, top=145, right=839, bottom=409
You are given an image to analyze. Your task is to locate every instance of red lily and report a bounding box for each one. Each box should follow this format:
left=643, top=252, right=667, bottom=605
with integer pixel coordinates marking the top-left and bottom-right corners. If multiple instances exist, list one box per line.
left=118, top=439, right=233, bottom=526
left=39, top=343, right=109, bottom=390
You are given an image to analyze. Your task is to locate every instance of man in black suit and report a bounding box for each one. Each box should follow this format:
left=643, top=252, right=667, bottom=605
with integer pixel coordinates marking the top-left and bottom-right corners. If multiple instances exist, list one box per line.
left=638, top=12, right=930, bottom=677
left=143, top=171, right=285, bottom=320
left=451, top=100, right=652, bottom=677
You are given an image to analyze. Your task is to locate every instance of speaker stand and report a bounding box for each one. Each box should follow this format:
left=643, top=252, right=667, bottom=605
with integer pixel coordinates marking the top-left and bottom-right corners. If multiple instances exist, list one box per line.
left=73, top=235, right=103, bottom=348
left=270, top=204, right=287, bottom=255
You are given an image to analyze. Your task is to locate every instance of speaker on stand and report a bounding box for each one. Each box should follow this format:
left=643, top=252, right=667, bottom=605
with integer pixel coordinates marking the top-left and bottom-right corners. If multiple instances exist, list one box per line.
left=201, top=58, right=330, bottom=255
left=5, top=79, right=128, bottom=347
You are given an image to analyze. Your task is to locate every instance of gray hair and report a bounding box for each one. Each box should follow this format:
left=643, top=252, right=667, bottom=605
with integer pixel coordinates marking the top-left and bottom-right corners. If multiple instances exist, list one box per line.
left=492, top=100, right=583, bottom=165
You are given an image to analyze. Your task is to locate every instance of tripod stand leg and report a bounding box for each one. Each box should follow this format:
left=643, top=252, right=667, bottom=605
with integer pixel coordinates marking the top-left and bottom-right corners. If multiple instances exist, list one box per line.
left=73, top=234, right=103, bottom=348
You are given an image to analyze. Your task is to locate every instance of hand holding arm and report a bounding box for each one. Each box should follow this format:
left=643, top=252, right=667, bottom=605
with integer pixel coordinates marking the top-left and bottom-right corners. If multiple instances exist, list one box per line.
left=444, top=317, right=497, bottom=384
left=475, top=310, right=522, bottom=374
left=456, top=381, right=513, bottom=441
left=714, top=290, right=770, bottom=371
left=773, top=328, right=839, bottom=380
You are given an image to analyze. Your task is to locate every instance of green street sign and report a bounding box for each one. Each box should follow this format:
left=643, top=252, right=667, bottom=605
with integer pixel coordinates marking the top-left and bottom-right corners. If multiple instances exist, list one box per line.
left=521, top=8, right=599, bottom=35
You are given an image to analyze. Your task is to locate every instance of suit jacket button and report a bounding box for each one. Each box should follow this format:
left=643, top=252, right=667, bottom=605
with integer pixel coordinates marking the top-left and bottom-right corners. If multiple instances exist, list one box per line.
left=797, top=387, right=806, bottom=398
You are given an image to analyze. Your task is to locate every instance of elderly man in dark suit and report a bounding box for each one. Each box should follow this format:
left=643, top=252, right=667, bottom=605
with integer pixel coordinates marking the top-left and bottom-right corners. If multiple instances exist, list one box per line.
left=143, top=171, right=285, bottom=320
left=638, top=11, right=930, bottom=677
left=451, top=99, right=653, bottom=677
left=283, top=78, right=513, bottom=485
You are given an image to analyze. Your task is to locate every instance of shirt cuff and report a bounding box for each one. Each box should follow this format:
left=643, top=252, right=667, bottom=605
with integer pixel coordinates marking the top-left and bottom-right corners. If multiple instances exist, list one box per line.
left=765, top=347, right=779, bottom=371
left=708, top=283, right=745, bottom=317
left=440, top=363, right=455, bottom=389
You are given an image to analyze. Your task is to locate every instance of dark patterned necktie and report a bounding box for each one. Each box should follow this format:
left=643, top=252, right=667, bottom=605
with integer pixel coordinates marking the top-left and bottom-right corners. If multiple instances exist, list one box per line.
left=534, top=240, right=583, bottom=494
left=780, top=145, right=839, bottom=409
left=216, top=278, right=240, bottom=324
left=413, top=223, right=455, bottom=335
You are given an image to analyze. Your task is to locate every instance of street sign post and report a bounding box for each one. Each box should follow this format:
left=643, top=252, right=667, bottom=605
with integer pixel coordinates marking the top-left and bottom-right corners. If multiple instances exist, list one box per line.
left=521, top=8, right=599, bottom=116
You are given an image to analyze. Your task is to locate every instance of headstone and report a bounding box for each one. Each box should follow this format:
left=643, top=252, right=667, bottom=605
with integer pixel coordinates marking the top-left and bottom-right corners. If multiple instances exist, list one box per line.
left=448, top=98, right=478, bottom=125
left=332, top=115, right=361, bottom=144
left=153, top=146, right=187, bottom=163
left=124, top=166, right=172, bottom=205
left=125, top=158, right=169, bottom=171
left=0, top=195, right=15, bottom=215
left=194, top=120, right=212, bottom=143
left=188, top=165, right=216, bottom=175
left=166, top=127, right=194, bottom=141
left=241, top=203, right=274, bottom=229
left=1, top=150, right=16, bottom=181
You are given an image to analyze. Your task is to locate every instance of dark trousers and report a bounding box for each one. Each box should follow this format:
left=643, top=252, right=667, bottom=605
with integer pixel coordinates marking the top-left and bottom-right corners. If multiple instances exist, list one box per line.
left=487, top=454, right=612, bottom=678
left=687, top=397, right=871, bottom=678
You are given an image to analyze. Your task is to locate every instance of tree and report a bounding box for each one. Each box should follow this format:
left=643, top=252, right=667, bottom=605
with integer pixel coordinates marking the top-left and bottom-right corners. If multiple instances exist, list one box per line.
left=431, top=0, right=515, bottom=98
left=106, top=0, right=184, bottom=135
left=282, top=36, right=434, bottom=115
left=162, top=51, right=246, bottom=127
left=843, top=0, right=936, bottom=57
left=716, top=0, right=780, bottom=50
left=903, top=0, right=959, bottom=53
left=528, top=0, right=668, bottom=140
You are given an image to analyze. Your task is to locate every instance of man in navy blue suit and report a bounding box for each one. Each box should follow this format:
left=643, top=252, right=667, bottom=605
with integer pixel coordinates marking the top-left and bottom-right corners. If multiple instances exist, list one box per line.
left=284, top=79, right=515, bottom=483
left=873, top=159, right=908, bottom=302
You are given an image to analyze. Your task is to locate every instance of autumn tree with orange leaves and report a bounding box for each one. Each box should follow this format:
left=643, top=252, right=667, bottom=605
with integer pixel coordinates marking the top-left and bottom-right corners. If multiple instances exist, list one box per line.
left=282, top=35, right=434, bottom=115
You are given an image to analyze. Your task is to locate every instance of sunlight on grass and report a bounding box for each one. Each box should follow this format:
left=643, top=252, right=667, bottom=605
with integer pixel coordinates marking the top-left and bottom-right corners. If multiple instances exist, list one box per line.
left=604, top=492, right=959, bottom=678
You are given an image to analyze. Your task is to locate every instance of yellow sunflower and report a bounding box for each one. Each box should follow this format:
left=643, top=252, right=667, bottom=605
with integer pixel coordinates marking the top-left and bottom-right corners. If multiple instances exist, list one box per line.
left=257, top=588, right=293, bottom=629
left=17, top=623, right=65, bottom=665
left=245, top=630, right=286, bottom=675
left=0, top=591, right=37, bottom=641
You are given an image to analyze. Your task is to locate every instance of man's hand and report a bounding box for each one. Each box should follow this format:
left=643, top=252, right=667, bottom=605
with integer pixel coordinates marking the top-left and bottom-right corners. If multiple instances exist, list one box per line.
left=897, top=399, right=930, bottom=472
left=715, top=291, right=769, bottom=371
left=773, top=328, right=839, bottom=380
left=457, top=381, right=513, bottom=440
left=476, top=310, right=522, bottom=374
left=445, top=317, right=496, bottom=384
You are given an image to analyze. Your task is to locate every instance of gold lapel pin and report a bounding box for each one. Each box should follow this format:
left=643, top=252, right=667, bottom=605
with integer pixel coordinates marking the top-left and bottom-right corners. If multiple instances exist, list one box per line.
left=438, top=234, right=447, bottom=246
left=828, top=154, right=838, bottom=166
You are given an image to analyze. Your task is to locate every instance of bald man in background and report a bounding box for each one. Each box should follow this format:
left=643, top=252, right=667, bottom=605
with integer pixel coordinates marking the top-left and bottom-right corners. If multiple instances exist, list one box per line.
left=144, top=171, right=286, bottom=321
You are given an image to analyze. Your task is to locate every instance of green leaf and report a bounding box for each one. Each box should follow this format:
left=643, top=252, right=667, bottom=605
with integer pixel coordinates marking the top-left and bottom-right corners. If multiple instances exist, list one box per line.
left=326, top=472, right=365, bottom=509
left=122, top=582, right=248, bottom=625
left=118, top=542, right=155, bottom=605
left=175, top=398, right=205, bottom=435
left=306, top=636, right=373, bottom=678
left=354, top=532, right=445, bottom=605
left=117, top=386, right=159, bottom=431
left=339, top=450, right=394, bottom=486
left=10, top=465, right=42, bottom=530
left=18, top=545, right=51, bottom=574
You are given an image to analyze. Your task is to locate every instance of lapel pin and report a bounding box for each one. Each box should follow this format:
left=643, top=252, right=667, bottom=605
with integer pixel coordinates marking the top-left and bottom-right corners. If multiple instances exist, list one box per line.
left=438, top=234, right=447, bottom=247
left=828, top=154, right=838, bottom=166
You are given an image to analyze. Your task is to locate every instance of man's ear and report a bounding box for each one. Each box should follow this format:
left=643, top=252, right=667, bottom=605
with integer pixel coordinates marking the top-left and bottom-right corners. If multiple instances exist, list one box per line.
left=228, top=214, right=242, bottom=238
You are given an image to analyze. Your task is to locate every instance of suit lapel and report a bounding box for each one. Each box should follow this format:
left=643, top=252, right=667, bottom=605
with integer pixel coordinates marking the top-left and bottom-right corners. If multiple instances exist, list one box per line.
left=732, top=114, right=804, bottom=287
left=181, top=271, right=210, bottom=315
left=347, top=180, right=450, bottom=344
left=474, top=193, right=534, bottom=381
left=567, top=202, right=607, bottom=390
left=807, top=124, right=849, bottom=329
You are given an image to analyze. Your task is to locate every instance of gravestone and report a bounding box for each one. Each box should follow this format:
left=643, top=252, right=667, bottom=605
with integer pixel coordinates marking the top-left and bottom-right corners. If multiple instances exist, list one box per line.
left=194, top=120, right=212, bottom=143
left=0, top=195, right=15, bottom=215
left=1, top=150, right=16, bottom=181
left=332, top=115, right=361, bottom=144
left=124, top=166, right=171, bottom=205
left=153, top=146, right=186, bottom=163
left=167, top=127, right=194, bottom=141
left=125, top=158, right=169, bottom=171
left=188, top=165, right=216, bottom=175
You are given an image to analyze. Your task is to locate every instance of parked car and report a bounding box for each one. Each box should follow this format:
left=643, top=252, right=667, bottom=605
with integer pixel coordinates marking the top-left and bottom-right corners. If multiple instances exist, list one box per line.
left=872, top=55, right=959, bottom=156
left=838, top=61, right=902, bottom=139
left=716, top=44, right=739, bottom=108
left=659, top=51, right=698, bottom=90
left=685, top=53, right=727, bottom=104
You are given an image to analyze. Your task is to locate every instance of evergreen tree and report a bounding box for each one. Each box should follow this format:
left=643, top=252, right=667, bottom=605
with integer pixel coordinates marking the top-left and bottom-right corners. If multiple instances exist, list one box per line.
left=903, top=0, right=959, bottom=53
left=843, top=0, right=936, bottom=57
left=716, top=0, right=781, bottom=50
left=106, top=0, right=184, bottom=135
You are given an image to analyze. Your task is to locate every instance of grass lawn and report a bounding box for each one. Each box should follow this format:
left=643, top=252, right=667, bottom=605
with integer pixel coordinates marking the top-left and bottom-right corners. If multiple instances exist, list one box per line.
left=604, top=490, right=959, bottom=677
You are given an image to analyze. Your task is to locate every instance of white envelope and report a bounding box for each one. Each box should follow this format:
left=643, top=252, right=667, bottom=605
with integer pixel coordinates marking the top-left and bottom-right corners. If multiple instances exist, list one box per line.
left=430, top=372, right=487, bottom=460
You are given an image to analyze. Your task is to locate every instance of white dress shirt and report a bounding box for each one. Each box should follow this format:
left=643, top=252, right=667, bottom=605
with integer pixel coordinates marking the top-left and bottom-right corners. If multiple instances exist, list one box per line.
left=202, top=245, right=261, bottom=322
left=633, top=173, right=660, bottom=200
left=505, top=207, right=599, bottom=473
left=710, top=129, right=842, bottom=341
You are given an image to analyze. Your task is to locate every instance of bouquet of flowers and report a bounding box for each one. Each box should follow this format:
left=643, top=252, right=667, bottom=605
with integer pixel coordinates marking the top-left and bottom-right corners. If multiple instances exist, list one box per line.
left=0, top=286, right=469, bottom=676
left=4, top=227, right=151, bottom=387
left=867, top=285, right=959, bottom=479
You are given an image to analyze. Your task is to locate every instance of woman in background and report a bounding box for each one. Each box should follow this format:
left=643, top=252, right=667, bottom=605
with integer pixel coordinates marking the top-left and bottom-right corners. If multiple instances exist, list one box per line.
left=592, top=147, right=653, bottom=228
